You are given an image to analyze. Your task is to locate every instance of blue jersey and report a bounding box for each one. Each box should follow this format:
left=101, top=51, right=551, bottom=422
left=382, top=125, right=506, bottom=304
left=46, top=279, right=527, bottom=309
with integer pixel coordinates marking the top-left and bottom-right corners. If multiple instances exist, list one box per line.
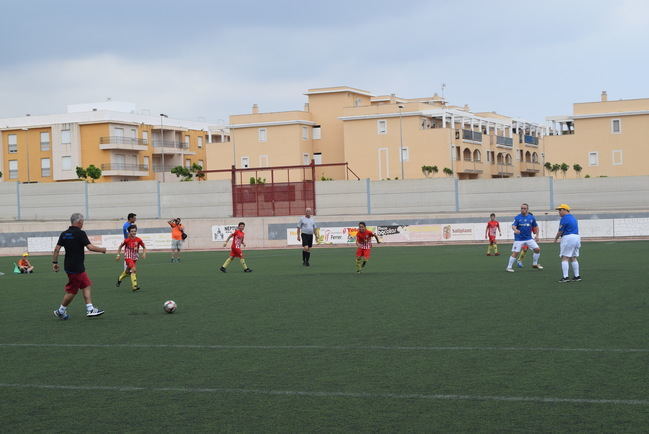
left=559, top=214, right=579, bottom=236
left=512, top=213, right=538, bottom=241
left=123, top=222, right=131, bottom=239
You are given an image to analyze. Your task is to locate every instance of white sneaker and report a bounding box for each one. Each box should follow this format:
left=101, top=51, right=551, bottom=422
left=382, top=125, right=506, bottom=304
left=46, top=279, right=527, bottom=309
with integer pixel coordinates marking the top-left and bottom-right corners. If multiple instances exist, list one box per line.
left=532, top=264, right=544, bottom=270
left=86, top=308, right=105, bottom=317
left=506, top=267, right=515, bottom=273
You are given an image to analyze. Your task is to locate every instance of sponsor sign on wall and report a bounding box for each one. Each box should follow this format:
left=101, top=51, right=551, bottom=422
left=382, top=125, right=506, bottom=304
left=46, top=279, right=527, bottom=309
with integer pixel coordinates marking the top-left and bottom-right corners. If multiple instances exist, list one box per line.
left=212, top=225, right=239, bottom=242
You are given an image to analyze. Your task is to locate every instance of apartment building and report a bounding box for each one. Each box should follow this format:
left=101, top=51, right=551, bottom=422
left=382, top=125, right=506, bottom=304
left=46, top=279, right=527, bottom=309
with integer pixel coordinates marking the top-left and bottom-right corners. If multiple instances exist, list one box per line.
left=545, top=92, right=649, bottom=178
left=214, top=86, right=547, bottom=181
left=0, top=101, right=228, bottom=183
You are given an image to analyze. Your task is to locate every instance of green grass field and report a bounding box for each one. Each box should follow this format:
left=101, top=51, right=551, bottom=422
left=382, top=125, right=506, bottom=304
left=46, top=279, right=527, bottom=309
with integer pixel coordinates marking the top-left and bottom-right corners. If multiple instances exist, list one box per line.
left=2, top=241, right=648, bottom=432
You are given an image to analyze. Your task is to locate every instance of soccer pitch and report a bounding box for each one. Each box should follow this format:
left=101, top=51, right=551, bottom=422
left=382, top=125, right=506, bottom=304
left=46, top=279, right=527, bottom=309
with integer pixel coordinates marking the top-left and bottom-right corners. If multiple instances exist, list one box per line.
left=2, top=241, right=648, bottom=432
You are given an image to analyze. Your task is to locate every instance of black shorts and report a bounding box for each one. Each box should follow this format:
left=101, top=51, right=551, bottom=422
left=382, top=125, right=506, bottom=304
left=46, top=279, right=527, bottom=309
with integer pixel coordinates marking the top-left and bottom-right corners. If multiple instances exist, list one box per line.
left=301, top=233, right=314, bottom=248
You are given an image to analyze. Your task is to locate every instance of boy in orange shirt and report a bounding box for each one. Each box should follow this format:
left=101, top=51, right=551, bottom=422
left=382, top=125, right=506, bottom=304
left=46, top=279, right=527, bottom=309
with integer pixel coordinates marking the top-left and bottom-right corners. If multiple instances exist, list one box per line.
left=18, top=253, right=34, bottom=273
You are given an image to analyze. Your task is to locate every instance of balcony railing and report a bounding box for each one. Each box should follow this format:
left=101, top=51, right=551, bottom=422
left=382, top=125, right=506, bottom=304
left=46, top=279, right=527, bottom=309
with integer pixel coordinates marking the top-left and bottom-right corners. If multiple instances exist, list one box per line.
left=524, top=135, right=539, bottom=146
left=152, top=165, right=176, bottom=172
left=496, top=136, right=513, bottom=147
left=152, top=141, right=189, bottom=150
left=100, top=136, right=148, bottom=145
left=521, top=162, right=541, bottom=172
left=462, top=129, right=482, bottom=143
left=101, top=163, right=149, bottom=171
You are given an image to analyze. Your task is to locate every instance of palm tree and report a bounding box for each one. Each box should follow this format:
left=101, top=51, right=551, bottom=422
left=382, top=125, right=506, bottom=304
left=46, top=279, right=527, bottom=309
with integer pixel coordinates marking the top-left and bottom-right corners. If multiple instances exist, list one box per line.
left=543, top=161, right=552, bottom=176
left=573, top=163, right=583, bottom=177
left=560, top=163, right=569, bottom=178
left=443, top=167, right=453, bottom=177
left=551, top=163, right=561, bottom=178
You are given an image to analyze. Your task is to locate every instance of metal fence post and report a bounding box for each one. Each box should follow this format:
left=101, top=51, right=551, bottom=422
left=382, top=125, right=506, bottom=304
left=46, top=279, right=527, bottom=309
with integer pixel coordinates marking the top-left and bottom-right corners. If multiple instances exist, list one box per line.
left=16, top=182, right=21, bottom=220
left=366, top=178, right=372, bottom=214
left=548, top=176, right=555, bottom=210
left=454, top=178, right=460, bottom=212
left=84, top=181, right=89, bottom=218
left=157, top=181, right=162, bottom=219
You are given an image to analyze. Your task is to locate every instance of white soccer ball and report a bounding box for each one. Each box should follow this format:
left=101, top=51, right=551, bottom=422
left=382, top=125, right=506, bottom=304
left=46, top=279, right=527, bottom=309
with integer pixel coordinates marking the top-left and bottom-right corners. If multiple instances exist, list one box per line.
left=163, top=300, right=177, bottom=313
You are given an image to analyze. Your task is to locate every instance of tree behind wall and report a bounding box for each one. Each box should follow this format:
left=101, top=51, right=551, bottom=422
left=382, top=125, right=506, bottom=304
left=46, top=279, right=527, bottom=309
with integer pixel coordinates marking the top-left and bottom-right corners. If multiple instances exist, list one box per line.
left=573, top=164, right=583, bottom=177
left=560, top=163, right=569, bottom=178
left=86, top=165, right=102, bottom=182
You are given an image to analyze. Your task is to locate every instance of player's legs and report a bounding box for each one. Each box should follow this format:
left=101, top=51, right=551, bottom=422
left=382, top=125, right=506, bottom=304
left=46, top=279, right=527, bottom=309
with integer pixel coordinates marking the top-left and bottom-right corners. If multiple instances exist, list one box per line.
left=527, top=240, right=542, bottom=268
left=507, top=241, right=522, bottom=271
left=302, top=234, right=313, bottom=265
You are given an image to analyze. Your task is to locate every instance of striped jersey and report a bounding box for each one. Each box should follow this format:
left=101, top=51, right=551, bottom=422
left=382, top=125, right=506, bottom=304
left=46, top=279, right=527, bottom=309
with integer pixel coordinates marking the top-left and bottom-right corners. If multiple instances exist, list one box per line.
left=122, top=237, right=145, bottom=260
left=232, top=230, right=245, bottom=249
left=356, top=230, right=374, bottom=250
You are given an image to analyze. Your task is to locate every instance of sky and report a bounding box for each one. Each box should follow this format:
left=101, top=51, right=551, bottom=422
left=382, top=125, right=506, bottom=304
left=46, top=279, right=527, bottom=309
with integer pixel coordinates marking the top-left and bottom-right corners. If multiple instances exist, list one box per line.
left=1, top=0, right=648, bottom=124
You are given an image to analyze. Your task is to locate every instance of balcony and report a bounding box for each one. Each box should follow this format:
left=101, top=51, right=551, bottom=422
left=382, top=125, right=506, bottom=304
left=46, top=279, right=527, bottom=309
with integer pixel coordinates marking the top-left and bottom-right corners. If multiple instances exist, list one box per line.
left=524, top=135, right=539, bottom=147
left=456, top=159, right=484, bottom=174
left=492, top=162, right=514, bottom=177
left=101, top=163, right=149, bottom=177
left=152, top=140, right=193, bottom=155
left=495, top=135, right=513, bottom=149
left=520, top=162, right=541, bottom=173
left=99, top=136, right=148, bottom=151
left=462, top=129, right=482, bottom=144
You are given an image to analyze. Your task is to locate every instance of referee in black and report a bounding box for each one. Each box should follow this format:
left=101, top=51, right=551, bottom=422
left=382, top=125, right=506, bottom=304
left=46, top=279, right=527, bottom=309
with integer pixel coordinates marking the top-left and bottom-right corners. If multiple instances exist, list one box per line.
left=297, top=208, right=318, bottom=267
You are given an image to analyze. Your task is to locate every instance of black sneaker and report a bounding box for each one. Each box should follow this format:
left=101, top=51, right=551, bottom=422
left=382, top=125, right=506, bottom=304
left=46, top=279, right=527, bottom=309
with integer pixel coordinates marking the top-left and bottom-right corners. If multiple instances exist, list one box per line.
left=244, top=268, right=253, bottom=273
left=305, top=262, right=310, bottom=267
left=116, top=278, right=121, bottom=287
left=571, top=276, right=582, bottom=282
left=132, top=285, right=141, bottom=292
left=558, top=277, right=570, bottom=283
left=219, top=266, right=226, bottom=273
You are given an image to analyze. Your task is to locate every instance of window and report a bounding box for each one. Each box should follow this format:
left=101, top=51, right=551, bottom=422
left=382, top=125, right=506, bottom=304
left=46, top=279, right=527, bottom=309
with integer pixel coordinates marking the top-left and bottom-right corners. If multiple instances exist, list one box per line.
left=259, top=155, right=269, bottom=167
left=302, top=126, right=308, bottom=140
left=197, top=159, right=204, bottom=169
left=258, top=128, right=267, bottom=142
left=9, top=160, right=18, bottom=179
left=41, top=158, right=51, bottom=177
left=588, top=152, right=599, bottom=166
left=241, top=156, right=249, bottom=168
left=377, top=120, right=387, bottom=135
left=8, top=134, right=17, bottom=153
left=401, top=147, right=409, bottom=162
left=197, top=136, right=203, bottom=148
left=114, top=128, right=124, bottom=137
left=303, top=153, right=310, bottom=165
left=142, top=131, right=149, bottom=144
left=40, top=132, right=50, bottom=151
left=185, top=158, right=191, bottom=168
left=130, top=128, right=137, bottom=138
left=612, top=150, right=623, bottom=165
left=313, top=152, right=322, bottom=165
left=61, top=129, right=71, bottom=144
left=143, top=156, right=150, bottom=170
left=312, top=126, right=321, bottom=140
left=184, top=135, right=190, bottom=146
left=611, top=119, right=621, bottom=134
left=61, top=156, right=73, bottom=171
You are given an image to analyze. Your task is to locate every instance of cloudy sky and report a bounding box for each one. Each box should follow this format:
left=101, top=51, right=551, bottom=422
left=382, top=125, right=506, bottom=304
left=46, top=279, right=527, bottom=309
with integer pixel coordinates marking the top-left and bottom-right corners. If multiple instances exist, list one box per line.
left=1, top=0, right=648, bottom=124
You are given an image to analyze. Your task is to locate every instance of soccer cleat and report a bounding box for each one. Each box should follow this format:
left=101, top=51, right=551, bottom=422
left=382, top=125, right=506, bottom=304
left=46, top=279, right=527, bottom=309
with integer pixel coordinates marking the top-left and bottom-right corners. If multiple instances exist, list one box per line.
left=244, top=268, right=253, bottom=273
left=506, top=267, right=514, bottom=273
left=571, top=276, right=582, bottom=282
left=116, top=278, right=121, bottom=287
left=53, top=309, right=69, bottom=320
left=558, top=277, right=570, bottom=283
left=517, top=261, right=523, bottom=268
left=305, top=262, right=310, bottom=267
left=219, top=266, right=226, bottom=273
left=486, top=253, right=491, bottom=256
left=86, top=308, right=104, bottom=317
left=494, top=252, right=500, bottom=256
left=532, top=264, right=544, bottom=270
left=132, top=285, right=141, bottom=292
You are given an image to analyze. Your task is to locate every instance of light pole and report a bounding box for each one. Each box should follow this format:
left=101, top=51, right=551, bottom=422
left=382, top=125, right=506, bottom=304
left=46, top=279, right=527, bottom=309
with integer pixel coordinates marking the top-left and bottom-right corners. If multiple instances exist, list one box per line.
left=397, top=105, right=405, bottom=180
left=160, top=113, right=168, bottom=182
left=21, top=128, right=30, bottom=182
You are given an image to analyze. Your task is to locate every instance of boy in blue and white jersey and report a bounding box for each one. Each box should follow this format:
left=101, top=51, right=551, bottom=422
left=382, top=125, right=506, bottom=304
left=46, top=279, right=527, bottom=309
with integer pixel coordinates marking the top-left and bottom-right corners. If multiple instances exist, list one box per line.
left=506, top=203, right=543, bottom=272
left=553, top=204, right=581, bottom=283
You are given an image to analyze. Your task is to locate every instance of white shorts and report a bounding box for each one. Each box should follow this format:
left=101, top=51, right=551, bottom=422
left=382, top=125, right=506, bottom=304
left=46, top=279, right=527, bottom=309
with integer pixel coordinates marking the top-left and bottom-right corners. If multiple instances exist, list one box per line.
left=512, top=239, right=539, bottom=253
left=559, top=234, right=580, bottom=257
left=171, top=239, right=183, bottom=250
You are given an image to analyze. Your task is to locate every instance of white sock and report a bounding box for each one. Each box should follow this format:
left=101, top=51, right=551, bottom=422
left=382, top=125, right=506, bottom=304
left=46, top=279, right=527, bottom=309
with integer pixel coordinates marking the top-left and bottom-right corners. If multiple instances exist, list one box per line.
left=86, top=303, right=94, bottom=312
left=571, top=261, right=579, bottom=277
left=507, top=256, right=516, bottom=268
left=59, top=305, right=67, bottom=313
left=561, top=261, right=569, bottom=278
left=532, top=252, right=540, bottom=265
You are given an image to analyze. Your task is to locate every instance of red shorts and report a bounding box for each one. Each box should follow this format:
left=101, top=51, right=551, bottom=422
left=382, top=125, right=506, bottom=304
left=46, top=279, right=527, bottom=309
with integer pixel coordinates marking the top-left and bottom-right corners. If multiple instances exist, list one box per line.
left=125, top=258, right=137, bottom=269
left=488, top=236, right=497, bottom=243
left=64, top=272, right=92, bottom=294
left=356, top=248, right=371, bottom=259
left=230, top=248, right=244, bottom=258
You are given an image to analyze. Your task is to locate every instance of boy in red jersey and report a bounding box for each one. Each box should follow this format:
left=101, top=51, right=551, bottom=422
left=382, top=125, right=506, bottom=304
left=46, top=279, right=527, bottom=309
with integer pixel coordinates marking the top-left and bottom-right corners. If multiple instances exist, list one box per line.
left=116, top=225, right=147, bottom=291
left=220, top=222, right=253, bottom=273
left=355, top=222, right=380, bottom=273
left=484, top=213, right=502, bottom=256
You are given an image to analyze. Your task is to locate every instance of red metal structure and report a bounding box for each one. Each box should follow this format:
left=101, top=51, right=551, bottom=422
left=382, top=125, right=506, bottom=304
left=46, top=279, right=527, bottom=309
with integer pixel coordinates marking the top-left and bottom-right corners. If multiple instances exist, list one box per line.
left=201, top=161, right=359, bottom=217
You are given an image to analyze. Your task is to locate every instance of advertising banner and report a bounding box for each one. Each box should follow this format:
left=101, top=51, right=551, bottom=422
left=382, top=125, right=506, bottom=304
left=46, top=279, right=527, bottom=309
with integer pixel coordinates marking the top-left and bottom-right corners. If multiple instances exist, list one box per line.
left=212, top=225, right=239, bottom=242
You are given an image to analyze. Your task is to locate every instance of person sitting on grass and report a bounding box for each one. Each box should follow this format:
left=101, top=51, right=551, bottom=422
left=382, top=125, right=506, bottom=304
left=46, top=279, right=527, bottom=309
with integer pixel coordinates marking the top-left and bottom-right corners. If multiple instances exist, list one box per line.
left=18, top=253, right=34, bottom=274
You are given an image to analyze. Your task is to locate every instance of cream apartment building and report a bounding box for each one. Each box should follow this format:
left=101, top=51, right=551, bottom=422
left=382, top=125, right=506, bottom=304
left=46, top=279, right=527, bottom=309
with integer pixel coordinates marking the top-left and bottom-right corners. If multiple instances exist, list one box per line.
left=545, top=92, right=649, bottom=178
left=214, top=86, right=547, bottom=181
left=0, top=101, right=228, bottom=183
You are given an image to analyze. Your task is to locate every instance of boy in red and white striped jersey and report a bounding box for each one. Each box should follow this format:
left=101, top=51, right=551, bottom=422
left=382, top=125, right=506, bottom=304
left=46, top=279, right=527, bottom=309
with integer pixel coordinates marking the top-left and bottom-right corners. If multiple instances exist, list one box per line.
left=355, top=222, right=380, bottom=273
left=116, top=225, right=147, bottom=291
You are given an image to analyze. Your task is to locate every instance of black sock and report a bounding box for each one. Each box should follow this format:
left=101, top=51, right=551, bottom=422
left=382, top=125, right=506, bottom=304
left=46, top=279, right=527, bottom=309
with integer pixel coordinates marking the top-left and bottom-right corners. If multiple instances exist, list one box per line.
left=305, top=251, right=311, bottom=262
left=302, top=251, right=306, bottom=261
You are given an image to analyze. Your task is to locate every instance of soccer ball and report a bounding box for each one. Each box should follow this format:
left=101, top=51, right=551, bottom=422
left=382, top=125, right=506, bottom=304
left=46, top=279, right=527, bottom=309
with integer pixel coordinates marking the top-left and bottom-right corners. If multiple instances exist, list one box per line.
left=163, top=300, right=177, bottom=313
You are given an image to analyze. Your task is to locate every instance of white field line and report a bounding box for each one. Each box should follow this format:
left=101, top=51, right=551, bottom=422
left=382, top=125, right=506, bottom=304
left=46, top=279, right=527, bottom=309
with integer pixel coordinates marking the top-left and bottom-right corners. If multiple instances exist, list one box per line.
left=0, top=383, right=647, bottom=405
left=1, top=343, right=649, bottom=353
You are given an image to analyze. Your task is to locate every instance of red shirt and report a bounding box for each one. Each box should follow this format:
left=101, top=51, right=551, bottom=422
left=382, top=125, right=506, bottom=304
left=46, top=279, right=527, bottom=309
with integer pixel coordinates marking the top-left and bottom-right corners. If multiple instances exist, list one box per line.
left=232, top=230, right=245, bottom=249
left=122, top=237, right=145, bottom=260
left=356, top=230, right=374, bottom=250
left=486, top=221, right=500, bottom=237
